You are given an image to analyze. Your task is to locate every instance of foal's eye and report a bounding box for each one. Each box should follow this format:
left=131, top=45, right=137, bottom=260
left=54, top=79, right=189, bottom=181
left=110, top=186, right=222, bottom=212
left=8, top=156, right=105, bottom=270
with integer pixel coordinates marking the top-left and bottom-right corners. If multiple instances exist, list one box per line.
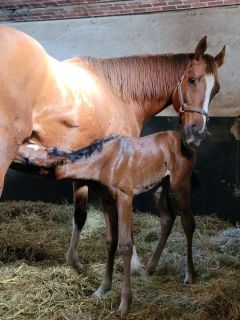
left=188, top=76, right=197, bottom=85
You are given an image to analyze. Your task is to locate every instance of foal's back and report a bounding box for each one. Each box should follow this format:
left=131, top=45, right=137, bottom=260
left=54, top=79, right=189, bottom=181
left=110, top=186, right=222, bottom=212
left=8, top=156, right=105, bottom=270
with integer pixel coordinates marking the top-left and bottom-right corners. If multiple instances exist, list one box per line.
left=109, top=131, right=195, bottom=195
left=56, top=130, right=195, bottom=196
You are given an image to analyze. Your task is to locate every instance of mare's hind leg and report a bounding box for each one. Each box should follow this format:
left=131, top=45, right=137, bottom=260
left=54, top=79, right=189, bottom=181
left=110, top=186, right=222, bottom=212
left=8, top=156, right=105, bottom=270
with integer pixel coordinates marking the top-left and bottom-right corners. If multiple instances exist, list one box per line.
left=172, top=179, right=195, bottom=284
left=93, top=196, right=118, bottom=297
left=146, top=177, right=176, bottom=275
left=66, top=183, right=88, bottom=272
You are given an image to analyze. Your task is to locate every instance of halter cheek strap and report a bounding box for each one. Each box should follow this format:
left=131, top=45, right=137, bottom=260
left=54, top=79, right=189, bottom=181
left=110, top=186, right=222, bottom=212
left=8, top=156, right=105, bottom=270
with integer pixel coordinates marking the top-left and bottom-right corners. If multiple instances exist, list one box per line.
left=174, top=74, right=209, bottom=122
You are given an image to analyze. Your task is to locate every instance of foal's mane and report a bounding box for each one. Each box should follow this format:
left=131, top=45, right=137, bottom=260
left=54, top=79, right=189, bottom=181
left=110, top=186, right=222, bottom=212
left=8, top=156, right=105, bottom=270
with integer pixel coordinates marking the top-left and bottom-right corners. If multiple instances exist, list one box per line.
left=70, top=54, right=194, bottom=104
left=50, top=135, right=120, bottom=162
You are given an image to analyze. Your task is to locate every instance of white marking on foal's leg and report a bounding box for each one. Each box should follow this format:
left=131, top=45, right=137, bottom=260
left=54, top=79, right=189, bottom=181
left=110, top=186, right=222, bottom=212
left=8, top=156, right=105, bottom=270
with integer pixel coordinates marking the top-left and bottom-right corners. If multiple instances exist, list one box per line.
left=66, top=219, right=83, bottom=271
left=26, top=144, right=42, bottom=151
left=130, top=245, right=142, bottom=274
left=199, top=74, right=215, bottom=134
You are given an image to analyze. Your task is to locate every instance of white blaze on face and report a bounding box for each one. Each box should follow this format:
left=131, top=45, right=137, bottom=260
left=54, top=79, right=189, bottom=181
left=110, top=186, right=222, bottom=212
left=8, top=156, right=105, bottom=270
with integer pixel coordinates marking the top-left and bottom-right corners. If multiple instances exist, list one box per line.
left=199, top=74, right=215, bottom=134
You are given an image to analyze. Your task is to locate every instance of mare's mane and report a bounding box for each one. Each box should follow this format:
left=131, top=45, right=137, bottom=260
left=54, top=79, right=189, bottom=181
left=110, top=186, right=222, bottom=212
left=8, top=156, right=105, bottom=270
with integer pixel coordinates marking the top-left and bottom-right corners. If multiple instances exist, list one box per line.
left=50, top=135, right=120, bottom=162
left=68, top=54, right=193, bottom=104
left=68, top=53, right=216, bottom=104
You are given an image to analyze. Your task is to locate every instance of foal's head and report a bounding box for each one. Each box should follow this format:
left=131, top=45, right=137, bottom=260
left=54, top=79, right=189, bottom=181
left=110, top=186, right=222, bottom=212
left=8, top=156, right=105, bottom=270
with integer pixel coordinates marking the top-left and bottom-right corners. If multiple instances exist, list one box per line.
left=172, top=36, right=225, bottom=147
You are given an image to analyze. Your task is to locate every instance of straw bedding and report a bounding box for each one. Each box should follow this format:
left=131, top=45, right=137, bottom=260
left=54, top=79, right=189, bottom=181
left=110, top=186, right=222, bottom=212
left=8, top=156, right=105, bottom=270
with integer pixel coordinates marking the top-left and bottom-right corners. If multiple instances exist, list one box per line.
left=0, top=201, right=239, bottom=320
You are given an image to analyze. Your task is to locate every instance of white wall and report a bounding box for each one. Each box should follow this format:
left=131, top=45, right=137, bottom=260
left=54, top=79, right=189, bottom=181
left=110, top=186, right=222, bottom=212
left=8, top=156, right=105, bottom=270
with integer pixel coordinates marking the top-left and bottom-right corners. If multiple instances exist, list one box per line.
left=5, top=5, right=240, bottom=116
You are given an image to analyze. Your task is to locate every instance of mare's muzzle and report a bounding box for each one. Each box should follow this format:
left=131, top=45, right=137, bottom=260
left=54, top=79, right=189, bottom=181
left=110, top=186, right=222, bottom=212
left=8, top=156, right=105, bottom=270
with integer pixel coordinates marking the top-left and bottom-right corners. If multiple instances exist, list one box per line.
left=183, top=122, right=207, bottom=147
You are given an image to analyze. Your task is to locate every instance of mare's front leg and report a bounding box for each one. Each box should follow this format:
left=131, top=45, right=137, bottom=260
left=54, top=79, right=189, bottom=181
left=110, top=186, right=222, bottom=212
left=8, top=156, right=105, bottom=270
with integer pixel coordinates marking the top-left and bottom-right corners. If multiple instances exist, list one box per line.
left=66, top=183, right=88, bottom=272
left=0, top=109, right=32, bottom=196
left=117, top=191, right=133, bottom=314
left=146, top=177, right=176, bottom=275
left=172, top=178, right=195, bottom=284
left=92, top=196, right=118, bottom=297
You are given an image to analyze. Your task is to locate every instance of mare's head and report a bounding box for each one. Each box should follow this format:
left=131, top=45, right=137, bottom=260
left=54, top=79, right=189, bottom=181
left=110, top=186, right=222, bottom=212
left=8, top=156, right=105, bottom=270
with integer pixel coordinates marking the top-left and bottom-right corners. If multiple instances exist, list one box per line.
left=172, top=36, right=225, bottom=147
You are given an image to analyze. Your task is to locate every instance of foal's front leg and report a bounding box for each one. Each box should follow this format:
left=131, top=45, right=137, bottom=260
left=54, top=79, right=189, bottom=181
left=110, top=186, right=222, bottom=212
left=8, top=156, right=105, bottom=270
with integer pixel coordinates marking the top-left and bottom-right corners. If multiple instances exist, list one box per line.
left=66, top=183, right=88, bottom=272
left=172, top=179, right=195, bottom=284
left=146, top=178, right=176, bottom=275
left=117, top=191, right=133, bottom=314
left=93, top=197, right=118, bottom=297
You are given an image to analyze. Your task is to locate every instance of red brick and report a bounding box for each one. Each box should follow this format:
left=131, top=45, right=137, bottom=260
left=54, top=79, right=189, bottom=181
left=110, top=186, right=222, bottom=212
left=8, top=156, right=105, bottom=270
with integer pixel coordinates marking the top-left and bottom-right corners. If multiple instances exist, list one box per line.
left=183, top=0, right=199, bottom=3
left=0, top=0, right=238, bottom=22
left=137, top=3, right=153, bottom=7
left=191, top=2, right=208, bottom=6
left=207, top=1, right=224, bottom=5
left=167, top=0, right=183, bottom=4
left=162, top=5, right=177, bottom=9
left=147, top=6, right=163, bottom=10
left=176, top=3, right=192, bottom=7
left=223, top=0, right=239, bottom=2
left=152, top=1, right=168, bottom=6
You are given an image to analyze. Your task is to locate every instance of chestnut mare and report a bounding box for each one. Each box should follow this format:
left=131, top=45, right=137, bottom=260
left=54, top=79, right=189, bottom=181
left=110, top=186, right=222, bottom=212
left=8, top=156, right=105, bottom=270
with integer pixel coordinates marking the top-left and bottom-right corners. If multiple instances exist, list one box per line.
left=0, top=25, right=225, bottom=272
left=14, top=131, right=196, bottom=313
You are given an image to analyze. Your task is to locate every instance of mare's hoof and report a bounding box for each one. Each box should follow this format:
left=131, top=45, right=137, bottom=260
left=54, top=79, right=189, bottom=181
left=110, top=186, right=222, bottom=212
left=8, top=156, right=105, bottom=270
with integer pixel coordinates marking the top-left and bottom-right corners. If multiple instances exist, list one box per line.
left=92, top=289, right=104, bottom=299
left=92, top=287, right=108, bottom=298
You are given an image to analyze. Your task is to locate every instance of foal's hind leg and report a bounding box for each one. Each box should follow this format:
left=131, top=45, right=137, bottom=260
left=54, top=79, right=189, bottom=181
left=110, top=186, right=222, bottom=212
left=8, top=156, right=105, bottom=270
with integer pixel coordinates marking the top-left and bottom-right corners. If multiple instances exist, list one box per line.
left=66, top=183, right=88, bottom=272
left=146, top=177, right=176, bottom=275
left=172, top=179, right=195, bottom=284
left=117, top=191, right=133, bottom=314
left=93, top=197, right=118, bottom=297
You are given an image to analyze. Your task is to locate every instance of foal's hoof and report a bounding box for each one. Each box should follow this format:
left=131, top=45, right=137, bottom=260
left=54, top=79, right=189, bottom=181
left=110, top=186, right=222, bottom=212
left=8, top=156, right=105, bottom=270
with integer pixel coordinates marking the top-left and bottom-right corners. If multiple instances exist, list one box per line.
left=66, top=258, right=84, bottom=273
left=145, top=263, right=156, bottom=276
left=66, top=249, right=84, bottom=273
left=184, top=272, right=195, bottom=284
left=118, top=298, right=132, bottom=315
left=73, top=262, right=84, bottom=274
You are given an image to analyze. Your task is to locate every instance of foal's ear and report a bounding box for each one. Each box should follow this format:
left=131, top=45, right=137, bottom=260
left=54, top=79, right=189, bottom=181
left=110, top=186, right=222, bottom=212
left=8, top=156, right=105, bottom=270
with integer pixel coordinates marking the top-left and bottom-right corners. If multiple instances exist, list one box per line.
left=194, top=36, right=207, bottom=61
left=214, top=45, right=225, bottom=68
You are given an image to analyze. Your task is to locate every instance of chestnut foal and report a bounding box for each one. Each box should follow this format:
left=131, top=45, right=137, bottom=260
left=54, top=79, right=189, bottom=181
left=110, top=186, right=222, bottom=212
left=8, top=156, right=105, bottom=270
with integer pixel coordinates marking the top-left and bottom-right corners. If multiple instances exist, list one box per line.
left=14, top=131, right=196, bottom=314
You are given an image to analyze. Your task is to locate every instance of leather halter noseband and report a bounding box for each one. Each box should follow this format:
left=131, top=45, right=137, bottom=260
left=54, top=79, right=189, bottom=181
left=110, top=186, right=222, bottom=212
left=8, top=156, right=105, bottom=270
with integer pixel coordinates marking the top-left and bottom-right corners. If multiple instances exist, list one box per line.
left=175, top=76, right=209, bottom=122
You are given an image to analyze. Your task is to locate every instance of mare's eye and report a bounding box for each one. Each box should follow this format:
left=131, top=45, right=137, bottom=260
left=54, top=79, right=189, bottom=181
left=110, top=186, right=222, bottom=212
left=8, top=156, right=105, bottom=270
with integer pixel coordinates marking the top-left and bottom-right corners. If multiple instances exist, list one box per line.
left=188, top=76, right=196, bottom=84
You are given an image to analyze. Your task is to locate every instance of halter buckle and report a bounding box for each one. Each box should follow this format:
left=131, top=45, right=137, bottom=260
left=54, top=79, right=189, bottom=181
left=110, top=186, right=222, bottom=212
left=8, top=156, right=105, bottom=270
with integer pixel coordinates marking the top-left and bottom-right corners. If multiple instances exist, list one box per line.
left=179, top=105, right=185, bottom=113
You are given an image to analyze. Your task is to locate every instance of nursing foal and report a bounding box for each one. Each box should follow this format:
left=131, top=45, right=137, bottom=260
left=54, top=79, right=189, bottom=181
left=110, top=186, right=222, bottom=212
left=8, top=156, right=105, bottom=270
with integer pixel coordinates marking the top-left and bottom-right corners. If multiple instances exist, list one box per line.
left=15, top=131, right=196, bottom=313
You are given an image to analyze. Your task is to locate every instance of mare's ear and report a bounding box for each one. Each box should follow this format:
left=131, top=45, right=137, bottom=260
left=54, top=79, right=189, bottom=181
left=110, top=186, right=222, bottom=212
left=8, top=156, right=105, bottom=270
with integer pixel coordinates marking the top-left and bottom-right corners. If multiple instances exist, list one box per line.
left=214, top=45, right=225, bottom=68
left=194, top=36, right=207, bottom=61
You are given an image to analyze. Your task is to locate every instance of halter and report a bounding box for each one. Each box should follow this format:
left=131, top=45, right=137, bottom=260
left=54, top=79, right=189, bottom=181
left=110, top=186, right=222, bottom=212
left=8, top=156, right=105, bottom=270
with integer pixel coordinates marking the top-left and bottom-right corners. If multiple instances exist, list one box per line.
left=174, top=72, right=209, bottom=122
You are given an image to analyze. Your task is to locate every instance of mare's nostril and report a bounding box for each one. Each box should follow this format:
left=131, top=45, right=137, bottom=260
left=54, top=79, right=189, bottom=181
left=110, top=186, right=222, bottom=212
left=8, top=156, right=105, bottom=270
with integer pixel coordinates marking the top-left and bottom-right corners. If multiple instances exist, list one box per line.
left=188, top=125, right=197, bottom=136
left=191, top=125, right=199, bottom=134
left=23, top=157, right=31, bottom=165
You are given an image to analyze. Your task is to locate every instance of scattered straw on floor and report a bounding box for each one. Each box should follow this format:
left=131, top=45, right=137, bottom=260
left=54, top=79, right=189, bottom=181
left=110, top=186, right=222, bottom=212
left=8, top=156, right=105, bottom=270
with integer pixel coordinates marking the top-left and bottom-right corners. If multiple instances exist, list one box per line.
left=0, top=201, right=239, bottom=320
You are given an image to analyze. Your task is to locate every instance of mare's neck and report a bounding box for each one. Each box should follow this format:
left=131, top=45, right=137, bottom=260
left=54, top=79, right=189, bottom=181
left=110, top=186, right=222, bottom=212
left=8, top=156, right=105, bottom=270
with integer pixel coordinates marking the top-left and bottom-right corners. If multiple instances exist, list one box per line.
left=138, top=54, right=191, bottom=122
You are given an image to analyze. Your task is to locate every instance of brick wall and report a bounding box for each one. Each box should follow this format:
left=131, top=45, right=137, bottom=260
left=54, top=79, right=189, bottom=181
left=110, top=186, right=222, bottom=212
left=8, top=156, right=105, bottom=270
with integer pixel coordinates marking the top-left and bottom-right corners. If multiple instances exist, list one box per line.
left=0, top=0, right=239, bottom=22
